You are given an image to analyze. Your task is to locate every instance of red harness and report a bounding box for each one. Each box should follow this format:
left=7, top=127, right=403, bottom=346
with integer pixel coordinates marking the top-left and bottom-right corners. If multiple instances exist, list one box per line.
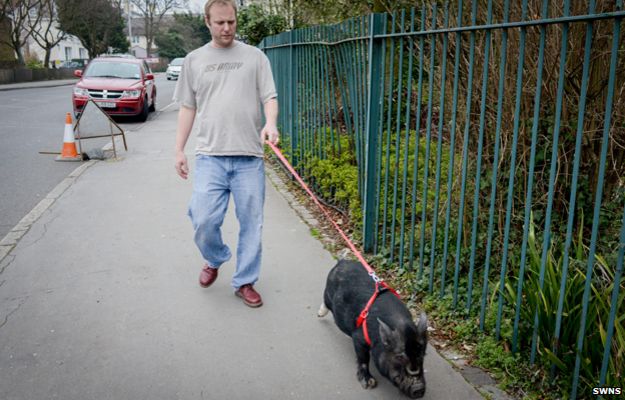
left=265, top=141, right=401, bottom=346
left=355, top=272, right=401, bottom=346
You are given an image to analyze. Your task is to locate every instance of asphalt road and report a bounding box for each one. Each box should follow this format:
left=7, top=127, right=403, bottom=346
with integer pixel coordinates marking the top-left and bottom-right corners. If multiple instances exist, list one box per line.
left=0, top=73, right=177, bottom=240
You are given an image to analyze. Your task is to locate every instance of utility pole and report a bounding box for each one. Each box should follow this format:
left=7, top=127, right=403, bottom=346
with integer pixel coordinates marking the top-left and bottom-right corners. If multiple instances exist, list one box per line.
left=127, top=0, right=132, bottom=53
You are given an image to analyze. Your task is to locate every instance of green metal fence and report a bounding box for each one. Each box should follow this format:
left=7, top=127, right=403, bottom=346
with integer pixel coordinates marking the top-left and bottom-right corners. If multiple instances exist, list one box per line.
left=260, top=1, right=625, bottom=397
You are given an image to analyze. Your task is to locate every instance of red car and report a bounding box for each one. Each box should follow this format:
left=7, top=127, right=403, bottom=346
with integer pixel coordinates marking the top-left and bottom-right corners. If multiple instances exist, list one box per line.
left=72, top=57, right=157, bottom=122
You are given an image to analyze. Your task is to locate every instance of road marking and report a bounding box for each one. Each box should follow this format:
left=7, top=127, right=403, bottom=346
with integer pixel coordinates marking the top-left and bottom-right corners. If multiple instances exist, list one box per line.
left=160, top=101, right=177, bottom=112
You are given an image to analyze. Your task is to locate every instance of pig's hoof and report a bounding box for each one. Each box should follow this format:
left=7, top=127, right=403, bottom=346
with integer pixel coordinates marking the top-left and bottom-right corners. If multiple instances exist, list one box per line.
left=357, top=369, right=377, bottom=389
left=359, top=377, right=377, bottom=389
left=317, top=303, right=329, bottom=317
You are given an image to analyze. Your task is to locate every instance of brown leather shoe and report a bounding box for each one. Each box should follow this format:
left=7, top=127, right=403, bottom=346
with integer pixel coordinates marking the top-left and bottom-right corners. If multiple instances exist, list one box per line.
left=199, top=264, right=218, bottom=288
left=235, top=284, right=263, bottom=308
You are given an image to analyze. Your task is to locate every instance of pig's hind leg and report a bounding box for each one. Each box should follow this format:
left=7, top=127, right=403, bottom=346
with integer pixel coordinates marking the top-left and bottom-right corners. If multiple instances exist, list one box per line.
left=353, top=338, right=377, bottom=389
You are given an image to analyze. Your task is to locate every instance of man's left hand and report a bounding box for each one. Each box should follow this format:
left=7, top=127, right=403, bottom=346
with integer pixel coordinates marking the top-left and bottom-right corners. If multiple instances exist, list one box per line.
left=262, top=124, right=280, bottom=145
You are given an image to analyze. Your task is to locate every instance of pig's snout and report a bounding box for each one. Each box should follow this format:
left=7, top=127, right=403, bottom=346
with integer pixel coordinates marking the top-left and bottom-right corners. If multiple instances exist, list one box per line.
left=400, top=377, right=425, bottom=399
left=409, top=382, right=425, bottom=399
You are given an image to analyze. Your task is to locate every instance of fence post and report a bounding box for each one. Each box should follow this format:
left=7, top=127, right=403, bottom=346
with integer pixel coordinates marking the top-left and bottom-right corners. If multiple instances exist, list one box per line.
left=363, top=13, right=385, bottom=253
left=289, top=29, right=298, bottom=166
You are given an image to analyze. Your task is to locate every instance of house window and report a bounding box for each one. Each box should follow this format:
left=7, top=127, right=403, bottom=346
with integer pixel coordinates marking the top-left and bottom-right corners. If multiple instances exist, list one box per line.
left=132, top=36, right=140, bottom=44
left=79, top=48, right=87, bottom=59
left=64, top=47, right=72, bottom=60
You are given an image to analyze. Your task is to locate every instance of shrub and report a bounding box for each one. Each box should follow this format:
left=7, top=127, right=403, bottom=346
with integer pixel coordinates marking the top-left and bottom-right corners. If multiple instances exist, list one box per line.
left=504, top=214, right=625, bottom=397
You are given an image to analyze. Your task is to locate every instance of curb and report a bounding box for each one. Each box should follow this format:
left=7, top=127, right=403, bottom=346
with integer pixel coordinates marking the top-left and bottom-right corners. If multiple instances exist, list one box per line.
left=265, top=165, right=320, bottom=228
left=0, top=81, right=77, bottom=92
left=436, top=345, right=515, bottom=400
left=0, top=160, right=97, bottom=265
left=0, top=103, right=170, bottom=266
left=0, top=101, right=178, bottom=266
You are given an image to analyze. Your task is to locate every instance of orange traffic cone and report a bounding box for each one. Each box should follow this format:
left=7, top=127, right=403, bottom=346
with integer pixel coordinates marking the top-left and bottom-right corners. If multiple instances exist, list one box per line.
left=55, top=113, right=82, bottom=162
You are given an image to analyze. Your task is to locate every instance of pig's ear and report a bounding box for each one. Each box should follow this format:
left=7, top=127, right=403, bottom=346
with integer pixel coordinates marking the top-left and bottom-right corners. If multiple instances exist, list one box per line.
left=378, top=318, right=400, bottom=350
left=416, top=313, right=428, bottom=346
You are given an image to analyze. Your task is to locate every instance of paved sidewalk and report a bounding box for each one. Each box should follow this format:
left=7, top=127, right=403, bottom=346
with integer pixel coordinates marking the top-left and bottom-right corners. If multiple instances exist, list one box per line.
left=0, top=107, right=488, bottom=400
left=0, top=78, right=78, bottom=91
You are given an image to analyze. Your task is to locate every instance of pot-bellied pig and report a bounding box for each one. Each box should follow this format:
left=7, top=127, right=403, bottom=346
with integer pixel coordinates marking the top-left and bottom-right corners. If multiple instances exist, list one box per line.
left=318, top=259, right=427, bottom=399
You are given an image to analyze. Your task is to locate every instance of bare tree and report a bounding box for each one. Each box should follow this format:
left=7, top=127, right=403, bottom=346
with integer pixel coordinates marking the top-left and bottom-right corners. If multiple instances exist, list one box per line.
left=56, top=0, right=128, bottom=59
left=0, top=0, right=41, bottom=65
left=27, top=0, right=64, bottom=67
left=130, top=0, right=186, bottom=57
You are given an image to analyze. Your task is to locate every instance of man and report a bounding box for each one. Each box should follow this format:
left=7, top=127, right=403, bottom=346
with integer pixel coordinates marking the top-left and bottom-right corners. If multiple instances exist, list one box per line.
left=173, top=0, right=279, bottom=308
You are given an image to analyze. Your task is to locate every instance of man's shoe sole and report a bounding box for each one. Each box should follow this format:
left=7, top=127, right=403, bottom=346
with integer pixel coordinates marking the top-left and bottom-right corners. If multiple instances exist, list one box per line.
left=235, top=291, right=263, bottom=308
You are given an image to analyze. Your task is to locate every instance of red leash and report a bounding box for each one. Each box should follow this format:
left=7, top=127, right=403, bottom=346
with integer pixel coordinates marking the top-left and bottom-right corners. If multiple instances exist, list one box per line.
left=265, top=141, right=372, bottom=271
left=266, top=141, right=400, bottom=346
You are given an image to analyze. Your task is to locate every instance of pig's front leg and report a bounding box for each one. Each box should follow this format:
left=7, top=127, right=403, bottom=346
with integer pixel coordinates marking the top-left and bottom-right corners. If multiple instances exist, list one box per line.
left=353, top=337, right=377, bottom=389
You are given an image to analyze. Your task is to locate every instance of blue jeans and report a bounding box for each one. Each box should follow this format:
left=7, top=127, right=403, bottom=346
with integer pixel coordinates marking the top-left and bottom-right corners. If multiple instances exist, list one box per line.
left=188, top=155, right=265, bottom=289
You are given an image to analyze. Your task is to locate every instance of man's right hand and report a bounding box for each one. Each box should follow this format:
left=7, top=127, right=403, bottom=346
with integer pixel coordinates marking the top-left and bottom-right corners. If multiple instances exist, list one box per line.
left=174, top=105, right=196, bottom=180
left=175, top=151, right=189, bottom=179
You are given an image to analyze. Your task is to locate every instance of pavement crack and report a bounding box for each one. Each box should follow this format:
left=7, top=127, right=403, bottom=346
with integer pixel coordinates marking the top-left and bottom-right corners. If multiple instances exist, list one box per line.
left=22, top=214, right=58, bottom=249
left=0, top=254, right=16, bottom=275
left=0, top=297, right=28, bottom=331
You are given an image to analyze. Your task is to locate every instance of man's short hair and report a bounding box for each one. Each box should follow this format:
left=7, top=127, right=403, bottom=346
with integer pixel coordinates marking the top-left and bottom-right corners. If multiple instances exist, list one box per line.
left=204, top=0, right=238, bottom=21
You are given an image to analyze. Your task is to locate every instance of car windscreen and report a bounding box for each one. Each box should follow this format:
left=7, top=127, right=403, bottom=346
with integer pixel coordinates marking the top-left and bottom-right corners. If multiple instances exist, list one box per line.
left=171, top=58, right=184, bottom=66
left=85, top=62, right=141, bottom=79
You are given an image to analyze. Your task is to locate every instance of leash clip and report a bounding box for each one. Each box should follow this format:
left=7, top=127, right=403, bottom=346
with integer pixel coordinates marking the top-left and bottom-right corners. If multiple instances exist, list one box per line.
left=368, top=271, right=382, bottom=283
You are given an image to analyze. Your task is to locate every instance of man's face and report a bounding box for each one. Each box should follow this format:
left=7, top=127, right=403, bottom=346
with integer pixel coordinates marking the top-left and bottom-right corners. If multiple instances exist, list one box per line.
left=205, top=3, right=237, bottom=48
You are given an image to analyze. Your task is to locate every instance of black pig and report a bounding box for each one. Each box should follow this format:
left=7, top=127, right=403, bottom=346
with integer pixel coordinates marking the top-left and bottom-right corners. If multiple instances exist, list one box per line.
left=318, top=259, right=427, bottom=398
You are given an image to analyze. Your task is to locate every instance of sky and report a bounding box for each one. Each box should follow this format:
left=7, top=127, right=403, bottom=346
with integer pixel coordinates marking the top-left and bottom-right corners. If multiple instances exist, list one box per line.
left=184, top=0, right=205, bottom=14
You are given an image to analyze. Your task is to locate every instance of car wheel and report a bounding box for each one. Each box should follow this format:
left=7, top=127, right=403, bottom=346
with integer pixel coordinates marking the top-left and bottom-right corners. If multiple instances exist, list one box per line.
left=138, top=97, right=149, bottom=122
left=167, top=77, right=170, bottom=80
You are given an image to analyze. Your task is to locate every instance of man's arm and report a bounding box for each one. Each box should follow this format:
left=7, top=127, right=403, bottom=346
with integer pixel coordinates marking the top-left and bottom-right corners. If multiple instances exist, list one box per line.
left=261, top=98, right=279, bottom=145
left=174, top=105, right=196, bottom=180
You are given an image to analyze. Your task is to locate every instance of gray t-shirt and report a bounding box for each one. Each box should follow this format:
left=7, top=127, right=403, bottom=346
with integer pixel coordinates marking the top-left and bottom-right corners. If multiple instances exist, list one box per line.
left=173, top=41, right=277, bottom=157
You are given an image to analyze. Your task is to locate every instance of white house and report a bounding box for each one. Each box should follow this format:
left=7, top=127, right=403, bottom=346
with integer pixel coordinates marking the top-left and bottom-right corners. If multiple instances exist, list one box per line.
left=124, top=18, right=154, bottom=59
left=26, top=31, right=88, bottom=67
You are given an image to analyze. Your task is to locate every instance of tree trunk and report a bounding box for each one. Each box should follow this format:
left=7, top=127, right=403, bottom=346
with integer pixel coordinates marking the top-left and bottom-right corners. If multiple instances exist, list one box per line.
left=145, top=17, right=152, bottom=57
left=13, top=38, right=25, bottom=65
left=16, top=50, right=25, bottom=65
left=44, top=50, right=51, bottom=68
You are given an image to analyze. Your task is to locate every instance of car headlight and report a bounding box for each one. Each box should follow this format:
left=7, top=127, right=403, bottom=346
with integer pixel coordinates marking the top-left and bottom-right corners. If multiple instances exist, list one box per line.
left=121, top=90, right=141, bottom=98
left=73, top=87, right=89, bottom=97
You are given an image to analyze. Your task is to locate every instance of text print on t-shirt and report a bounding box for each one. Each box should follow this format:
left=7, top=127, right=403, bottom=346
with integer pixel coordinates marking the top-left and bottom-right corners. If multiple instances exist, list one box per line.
left=204, top=62, right=243, bottom=73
